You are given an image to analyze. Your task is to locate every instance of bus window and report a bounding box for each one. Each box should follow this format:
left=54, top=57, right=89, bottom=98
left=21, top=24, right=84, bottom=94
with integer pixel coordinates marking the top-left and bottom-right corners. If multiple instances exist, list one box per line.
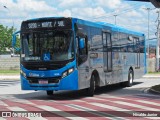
left=103, top=32, right=112, bottom=72
left=77, top=36, right=88, bottom=65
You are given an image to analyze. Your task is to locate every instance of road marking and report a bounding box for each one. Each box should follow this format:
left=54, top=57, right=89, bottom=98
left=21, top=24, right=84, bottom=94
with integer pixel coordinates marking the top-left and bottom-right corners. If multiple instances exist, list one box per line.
left=114, top=101, right=160, bottom=111
left=0, top=80, right=20, bottom=87
left=100, top=95, right=126, bottom=99
left=90, top=102, right=157, bottom=119
left=66, top=104, right=126, bottom=120
left=94, top=95, right=160, bottom=110
left=11, top=99, right=36, bottom=106
left=91, top=102, right=129, bottom=111
left=137, top=100, right=160, bottom=107
left=0, top=100, right=8, bottom=106
left=37, top=105, right=88, bottom=120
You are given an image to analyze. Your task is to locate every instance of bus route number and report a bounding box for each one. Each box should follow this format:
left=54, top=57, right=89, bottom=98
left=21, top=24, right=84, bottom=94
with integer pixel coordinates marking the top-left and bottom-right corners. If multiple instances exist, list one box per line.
left=54, top=21, right=64, bottom=27
left=28, top=23, right=37, bottom=29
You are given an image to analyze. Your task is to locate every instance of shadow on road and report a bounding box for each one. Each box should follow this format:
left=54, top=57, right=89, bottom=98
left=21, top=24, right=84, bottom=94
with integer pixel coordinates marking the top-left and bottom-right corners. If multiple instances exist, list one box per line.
left=12, top=82, right=143, bottom=100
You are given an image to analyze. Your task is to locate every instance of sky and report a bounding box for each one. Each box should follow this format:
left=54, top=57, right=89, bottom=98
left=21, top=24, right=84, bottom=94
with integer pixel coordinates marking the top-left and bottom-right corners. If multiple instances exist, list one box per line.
left=0, top=0, right=158, bottom=43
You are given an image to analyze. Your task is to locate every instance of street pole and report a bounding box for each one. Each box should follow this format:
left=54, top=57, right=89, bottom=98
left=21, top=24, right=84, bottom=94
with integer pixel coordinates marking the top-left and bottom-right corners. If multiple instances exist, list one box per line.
left=156, top=9, right=160, bottom=71
left=114, top=14, right=117, bottom=25
left=144, top=8, right=151, bottom=58
left=143, top=8, right=155, bottom=72
left=3, top=6, right=15, bottom=56
left=3, top=6, right=14, bottom=29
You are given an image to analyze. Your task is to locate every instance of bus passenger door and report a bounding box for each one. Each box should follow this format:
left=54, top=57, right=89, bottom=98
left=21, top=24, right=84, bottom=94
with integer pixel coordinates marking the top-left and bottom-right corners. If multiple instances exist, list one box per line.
left=103, top=32, right=112, bottom=84
left=76, top=36, right=89, bottom=89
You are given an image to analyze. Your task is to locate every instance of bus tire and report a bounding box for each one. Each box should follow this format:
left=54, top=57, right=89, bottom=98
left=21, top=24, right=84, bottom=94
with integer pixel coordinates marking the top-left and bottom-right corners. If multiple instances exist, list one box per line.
left=87, top=74, right=96, bottom=97
left=46, top=90, right=54, bottom=95
left=126, top=69, right=133, bottom=87
left=121, top=69, right=133, bottom=87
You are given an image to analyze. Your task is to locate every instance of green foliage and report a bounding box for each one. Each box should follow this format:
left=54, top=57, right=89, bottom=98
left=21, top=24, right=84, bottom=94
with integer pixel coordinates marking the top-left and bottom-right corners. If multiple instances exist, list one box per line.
left=0, top=24, right=18, bottom=54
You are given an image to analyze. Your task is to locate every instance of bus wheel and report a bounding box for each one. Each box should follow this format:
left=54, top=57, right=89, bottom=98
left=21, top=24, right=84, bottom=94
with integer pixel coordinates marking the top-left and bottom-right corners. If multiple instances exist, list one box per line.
left=87, top=74, right=96, bottom=97
left=46, top=90, right=54, bottom=95
left=126, top=69, right=133, bottom=87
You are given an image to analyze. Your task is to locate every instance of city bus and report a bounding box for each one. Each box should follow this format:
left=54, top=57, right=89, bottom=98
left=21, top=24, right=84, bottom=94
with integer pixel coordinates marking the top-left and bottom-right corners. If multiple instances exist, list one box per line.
left=15, top=17, right=146, bottom=96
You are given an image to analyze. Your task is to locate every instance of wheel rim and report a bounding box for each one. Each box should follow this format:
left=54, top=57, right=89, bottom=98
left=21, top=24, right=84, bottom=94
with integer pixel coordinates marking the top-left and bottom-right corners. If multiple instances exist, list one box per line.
left=129, top=72, right=133, bottom=84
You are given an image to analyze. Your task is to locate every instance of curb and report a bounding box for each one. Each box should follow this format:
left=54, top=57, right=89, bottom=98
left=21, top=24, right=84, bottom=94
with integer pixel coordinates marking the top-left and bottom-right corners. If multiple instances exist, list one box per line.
left=142, top=76, right=160, bottom=78
left=0, top=76, right=20, bottom=80
left=149, top=88, right=160, bottom=95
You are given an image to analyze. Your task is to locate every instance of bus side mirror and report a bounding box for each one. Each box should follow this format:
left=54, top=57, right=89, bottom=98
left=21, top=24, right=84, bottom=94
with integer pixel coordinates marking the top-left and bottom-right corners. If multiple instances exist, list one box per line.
left=79, top=38, right=85, bottom=49
left=11, top=30, right=21, bottom=57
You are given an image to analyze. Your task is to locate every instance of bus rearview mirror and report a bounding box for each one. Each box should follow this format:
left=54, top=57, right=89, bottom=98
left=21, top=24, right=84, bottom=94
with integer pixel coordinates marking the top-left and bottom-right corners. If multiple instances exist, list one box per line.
left=79, top=38, right=85, bottom=49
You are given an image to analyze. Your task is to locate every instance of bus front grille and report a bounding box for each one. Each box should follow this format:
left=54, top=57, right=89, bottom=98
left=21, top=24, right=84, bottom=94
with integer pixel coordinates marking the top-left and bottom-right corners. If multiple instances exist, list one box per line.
left=27, top=77, right=61, bottom=84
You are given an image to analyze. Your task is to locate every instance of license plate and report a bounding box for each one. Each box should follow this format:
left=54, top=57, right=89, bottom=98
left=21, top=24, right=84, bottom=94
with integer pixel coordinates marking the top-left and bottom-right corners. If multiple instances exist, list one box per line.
left=39, top=80, right=48, bottom=84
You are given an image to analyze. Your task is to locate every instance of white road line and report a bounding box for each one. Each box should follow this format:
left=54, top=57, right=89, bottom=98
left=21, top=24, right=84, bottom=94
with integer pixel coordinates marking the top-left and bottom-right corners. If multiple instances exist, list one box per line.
left=137, top=100, right=160, bottom=106
left=93, top=95, right=160, bottom=109
left=11, top=99, right=36, bottom=106
left=100, top=95, right=126, bottom=99
left=91, top=103, right=129, bottom=111
left=85, top=97, right=107, bottom=101
left=7, top=107, right=47, bottom=120
left=71, top=99, right=87, bottom=103
left=90, top=103, right=157, bottom=120
left=0, top=100, right=8, bottom=106
left=66, top=104, right=128, bottom=120
left=37, top=105, right=88, bottom=120
left=114, top=101, right=160, bottom=111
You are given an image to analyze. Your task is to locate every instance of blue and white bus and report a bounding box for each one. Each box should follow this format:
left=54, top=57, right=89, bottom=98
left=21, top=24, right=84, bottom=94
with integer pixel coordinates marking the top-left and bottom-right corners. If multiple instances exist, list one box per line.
left=17, top=17, right=146, bottom=96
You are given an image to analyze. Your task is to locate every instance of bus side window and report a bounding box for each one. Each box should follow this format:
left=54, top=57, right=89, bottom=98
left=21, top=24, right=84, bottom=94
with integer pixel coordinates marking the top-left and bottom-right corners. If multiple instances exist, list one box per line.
left=77, top=36, right=88, bottom=65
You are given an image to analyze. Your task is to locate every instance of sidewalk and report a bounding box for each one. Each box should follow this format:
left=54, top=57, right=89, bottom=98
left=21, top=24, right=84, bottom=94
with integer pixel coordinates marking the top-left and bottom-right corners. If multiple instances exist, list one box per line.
left=143, top=74, right=160, bottom=78
left=0, top=75, right=20, bottom=80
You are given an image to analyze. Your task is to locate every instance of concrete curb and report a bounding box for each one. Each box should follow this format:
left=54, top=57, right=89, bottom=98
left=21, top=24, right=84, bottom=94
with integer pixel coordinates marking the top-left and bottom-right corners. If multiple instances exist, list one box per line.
left=143, top=76, right=160, bottom=78
left=0, top=76, right=20, bottom=80
left=149, top=88, right=160, bottom=95
left=142, top=75, right=160, bottom=78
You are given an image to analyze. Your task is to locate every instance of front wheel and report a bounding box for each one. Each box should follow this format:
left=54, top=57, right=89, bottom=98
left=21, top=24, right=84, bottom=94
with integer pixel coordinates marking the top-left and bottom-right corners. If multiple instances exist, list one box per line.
left=46, top=90, right=54, bottom=95
left=86, top=74, right=96, bottom=97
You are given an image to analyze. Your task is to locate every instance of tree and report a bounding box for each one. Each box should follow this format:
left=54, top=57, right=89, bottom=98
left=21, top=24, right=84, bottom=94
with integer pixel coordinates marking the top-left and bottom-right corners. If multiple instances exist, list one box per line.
left=0, top=24, right=18, bottom=54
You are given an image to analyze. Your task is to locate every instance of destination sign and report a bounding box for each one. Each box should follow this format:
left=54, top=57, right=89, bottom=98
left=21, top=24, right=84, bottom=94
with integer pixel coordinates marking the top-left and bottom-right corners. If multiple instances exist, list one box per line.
left=27, top=20, right=65, bottom=29
left=21, top=18, right=72, bottom=31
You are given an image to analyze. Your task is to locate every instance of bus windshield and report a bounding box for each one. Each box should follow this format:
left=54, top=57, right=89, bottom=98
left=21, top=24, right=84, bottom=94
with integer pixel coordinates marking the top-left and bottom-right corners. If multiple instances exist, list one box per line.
left=21, top=30, right=74, bottom=62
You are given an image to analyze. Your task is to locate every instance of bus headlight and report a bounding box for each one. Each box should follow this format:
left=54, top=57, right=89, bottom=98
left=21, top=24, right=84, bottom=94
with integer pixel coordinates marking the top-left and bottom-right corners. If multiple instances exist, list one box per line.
left=62, top=67, right=74, bottom=78
left=68, top=68, right=74, bottom=74
left=62, top=71, right=68, bottom=78
left=20, top=70, right=26, bottom=78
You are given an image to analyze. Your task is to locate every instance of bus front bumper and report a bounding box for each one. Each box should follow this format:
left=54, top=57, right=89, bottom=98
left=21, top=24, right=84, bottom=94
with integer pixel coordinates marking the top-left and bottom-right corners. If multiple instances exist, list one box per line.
left=21, top=70, right=78, bottom=91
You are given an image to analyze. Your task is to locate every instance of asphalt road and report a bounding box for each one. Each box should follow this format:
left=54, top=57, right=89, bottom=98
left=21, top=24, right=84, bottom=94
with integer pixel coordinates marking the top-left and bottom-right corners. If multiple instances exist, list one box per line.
left=0, top=78, right=160, bottom=119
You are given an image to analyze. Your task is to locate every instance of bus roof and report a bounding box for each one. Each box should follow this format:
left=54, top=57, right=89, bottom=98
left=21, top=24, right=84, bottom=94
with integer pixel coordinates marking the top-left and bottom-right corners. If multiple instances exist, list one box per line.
left=23, top=17, right=144, bottom=37
left=73, top=18, right=144, bottom=37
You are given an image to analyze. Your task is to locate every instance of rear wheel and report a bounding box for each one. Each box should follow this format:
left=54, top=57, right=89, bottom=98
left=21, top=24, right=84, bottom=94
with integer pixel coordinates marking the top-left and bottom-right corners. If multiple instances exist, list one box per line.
left=86, top=74, right=96, bottom=97
left=46, top=90, right=54, bottom=95
left=121, top=69, right=133, bottom=87
left=126, top=69, right=133, bottom=87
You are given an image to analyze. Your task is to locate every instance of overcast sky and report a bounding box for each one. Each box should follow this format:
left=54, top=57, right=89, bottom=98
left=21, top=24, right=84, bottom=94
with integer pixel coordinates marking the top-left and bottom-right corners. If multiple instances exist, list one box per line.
left=0, top=0, right=158, bottom=40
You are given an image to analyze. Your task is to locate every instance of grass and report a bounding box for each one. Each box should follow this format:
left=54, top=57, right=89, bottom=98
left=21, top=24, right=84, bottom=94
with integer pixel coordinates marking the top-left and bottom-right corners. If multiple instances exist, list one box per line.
left=0, top=70, right=20, bottom=75
left=147, top=72, right=160, bottom=74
